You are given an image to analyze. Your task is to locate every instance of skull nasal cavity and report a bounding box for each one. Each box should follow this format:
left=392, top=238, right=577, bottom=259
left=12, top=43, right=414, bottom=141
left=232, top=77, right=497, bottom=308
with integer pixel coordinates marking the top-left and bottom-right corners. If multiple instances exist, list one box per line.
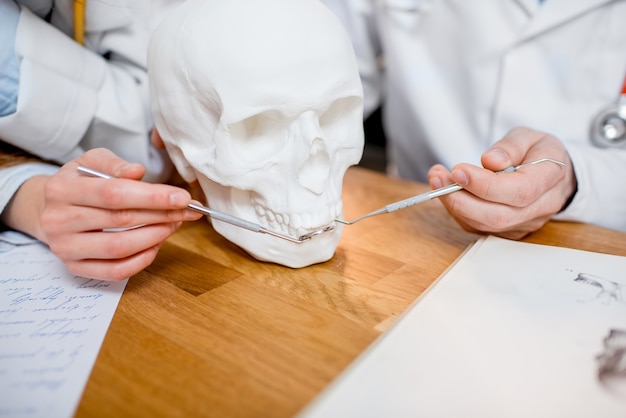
left=298, top=137, right=330, bottom=195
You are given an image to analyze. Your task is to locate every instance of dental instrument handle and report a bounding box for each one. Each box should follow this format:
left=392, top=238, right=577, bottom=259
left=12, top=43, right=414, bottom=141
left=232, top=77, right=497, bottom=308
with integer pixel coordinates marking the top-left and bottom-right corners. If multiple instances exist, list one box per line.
left=182, top=204, right=307, bottom=242
left=186, top=204, right=301, bottom=241
left=384, top=183, right=463, bottom=213
left=186, top=203, right=262, bottom=233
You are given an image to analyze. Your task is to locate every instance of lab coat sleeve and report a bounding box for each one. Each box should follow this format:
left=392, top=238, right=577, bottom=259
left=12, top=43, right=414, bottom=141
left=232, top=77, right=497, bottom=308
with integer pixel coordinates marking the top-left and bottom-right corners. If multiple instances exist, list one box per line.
left=553, top=144, right=626, bottom=232
left=0, top=5, right=171, bottom=183
left=321, top=0, right=383, bottom=119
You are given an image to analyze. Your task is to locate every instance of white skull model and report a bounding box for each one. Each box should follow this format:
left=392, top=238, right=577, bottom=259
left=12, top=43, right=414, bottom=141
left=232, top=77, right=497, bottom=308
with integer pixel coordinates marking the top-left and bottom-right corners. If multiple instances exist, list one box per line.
left=148, top=0, right=364, bottom=268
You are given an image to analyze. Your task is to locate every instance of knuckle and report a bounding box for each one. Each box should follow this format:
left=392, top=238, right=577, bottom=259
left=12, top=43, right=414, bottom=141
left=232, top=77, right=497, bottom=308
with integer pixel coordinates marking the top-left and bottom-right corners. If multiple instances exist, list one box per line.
left=112, top=249, right=158, bottom=281
left=110, top=209, right=134, bottom=227
left=104, top=234, right=130, bottom=258
left=43, top=176, right=63, bottom=201
left=513, top=184, right=542, bottom=207
left=166, top=209, right=179, bottom=221
left=482, top=181, right=496, bottom=200
left=485, top=210, right=515, bottom=232
left=547, top=199, right=563, bottom=215
left=447, top=195, right=464, bottom=214
left=154, top=190, right=174, bottom=208
left=509, top=126, right=525, bottom=135
left=496, top=230, right=527, bottom=240
left=107, top=264, right=133, bottom=282
left=101, top=184, right=126, bottom=207
left=39, top=208, right=60, bottom=234
left=166, top=209, right=186, bottom=222
left=143, top=245, right=160, bottom=265
left=65, top=261, right=85, bottom=278
left=49, top=240, right=72, bottom=263
left=154, top=223, right=178, bottom=242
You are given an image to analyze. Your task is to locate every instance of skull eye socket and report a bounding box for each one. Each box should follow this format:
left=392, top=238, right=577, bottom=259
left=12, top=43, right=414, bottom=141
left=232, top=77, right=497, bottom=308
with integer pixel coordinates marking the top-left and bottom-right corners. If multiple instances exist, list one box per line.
left=228, top=111, right=287, bottom=162
left=319, top=96, right=362, bottom=144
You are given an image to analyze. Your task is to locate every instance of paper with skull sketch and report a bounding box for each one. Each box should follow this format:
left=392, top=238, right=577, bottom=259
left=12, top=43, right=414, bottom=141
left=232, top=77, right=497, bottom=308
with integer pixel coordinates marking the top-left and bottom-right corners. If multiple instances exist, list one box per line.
left=0, top=231, right=126, bottom=418
left=299, top=236, right=626, bottom=418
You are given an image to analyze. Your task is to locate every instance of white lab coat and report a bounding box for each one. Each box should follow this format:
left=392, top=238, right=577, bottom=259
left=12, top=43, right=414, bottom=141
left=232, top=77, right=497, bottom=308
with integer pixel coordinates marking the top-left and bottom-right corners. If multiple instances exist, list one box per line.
left=0, top=0, right=176, bottom=182
left=322, top=0, right=626, bottom=232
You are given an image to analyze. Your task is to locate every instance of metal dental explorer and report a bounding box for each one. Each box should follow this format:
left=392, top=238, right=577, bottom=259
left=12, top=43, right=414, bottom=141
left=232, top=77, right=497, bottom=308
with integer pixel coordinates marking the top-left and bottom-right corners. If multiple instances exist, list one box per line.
left=77, top=166, right=334, bottom=243
left=335, top=158, right=567, bottom=226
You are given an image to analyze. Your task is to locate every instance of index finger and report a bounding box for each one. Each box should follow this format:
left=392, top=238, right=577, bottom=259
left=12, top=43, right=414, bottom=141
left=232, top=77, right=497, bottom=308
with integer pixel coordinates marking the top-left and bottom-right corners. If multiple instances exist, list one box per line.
left=72, top=174, right=193, bottom=210
left=71, top=147, right=147, bottom=181
left=51, top=159, right=192, bottom=211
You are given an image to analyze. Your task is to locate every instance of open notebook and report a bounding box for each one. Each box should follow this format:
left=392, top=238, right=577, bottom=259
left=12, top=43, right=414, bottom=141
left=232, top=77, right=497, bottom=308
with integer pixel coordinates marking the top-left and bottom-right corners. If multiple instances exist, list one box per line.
left=300, top=236, right=626, bottom=418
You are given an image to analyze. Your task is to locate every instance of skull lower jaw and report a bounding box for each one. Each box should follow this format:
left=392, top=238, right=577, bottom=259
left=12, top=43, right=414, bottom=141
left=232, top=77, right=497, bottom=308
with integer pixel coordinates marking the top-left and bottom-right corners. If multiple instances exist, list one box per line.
left=212, top=220, right=343, bottom=268
left=197, top=175, right=344, bottom=268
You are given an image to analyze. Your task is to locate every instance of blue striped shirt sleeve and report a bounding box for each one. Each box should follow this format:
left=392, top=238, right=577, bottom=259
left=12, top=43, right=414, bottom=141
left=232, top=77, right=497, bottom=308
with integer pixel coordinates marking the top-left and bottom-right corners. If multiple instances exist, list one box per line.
left=0, top=0, right=21, bottom=117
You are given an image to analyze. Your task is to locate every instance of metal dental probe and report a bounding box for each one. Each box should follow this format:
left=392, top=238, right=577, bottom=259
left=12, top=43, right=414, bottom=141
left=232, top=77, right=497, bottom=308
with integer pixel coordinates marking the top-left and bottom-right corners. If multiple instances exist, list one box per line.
left=77, top=166, right=334, bottom=243
left=335, top=158, right=567, bottom=226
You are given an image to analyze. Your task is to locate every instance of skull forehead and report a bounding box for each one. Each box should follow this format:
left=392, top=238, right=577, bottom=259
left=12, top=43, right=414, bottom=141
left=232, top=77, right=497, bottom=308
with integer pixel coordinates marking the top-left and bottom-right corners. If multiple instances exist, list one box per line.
left=175, top=0, right=350, bottom=65
left=174, top=0, right=360, bottom=118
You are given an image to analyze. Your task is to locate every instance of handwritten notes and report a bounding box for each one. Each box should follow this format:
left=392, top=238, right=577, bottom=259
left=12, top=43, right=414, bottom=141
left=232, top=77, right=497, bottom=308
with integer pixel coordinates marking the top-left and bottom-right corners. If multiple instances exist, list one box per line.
left=300, top=236, right=626, bottom=418
left=0, top=231, right=127, bottom=418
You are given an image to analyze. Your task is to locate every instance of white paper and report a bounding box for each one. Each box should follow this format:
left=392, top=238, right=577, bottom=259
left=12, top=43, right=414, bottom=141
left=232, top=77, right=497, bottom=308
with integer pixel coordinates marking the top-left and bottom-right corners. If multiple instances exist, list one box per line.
left=0, top=231, right=127, bottom=418
left=300, top=236, right=626, bottom=418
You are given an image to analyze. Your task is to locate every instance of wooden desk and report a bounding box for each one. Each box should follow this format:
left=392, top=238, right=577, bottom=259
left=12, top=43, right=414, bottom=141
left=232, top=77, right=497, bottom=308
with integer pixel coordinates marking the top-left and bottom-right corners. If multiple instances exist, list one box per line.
left=76, top=167, right=626, bottom=417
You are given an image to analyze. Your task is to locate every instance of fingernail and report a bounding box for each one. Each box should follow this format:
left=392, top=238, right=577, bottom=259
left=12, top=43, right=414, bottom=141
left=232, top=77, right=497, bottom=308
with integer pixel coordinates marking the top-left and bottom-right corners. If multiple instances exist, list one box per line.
left=451, top=168, right=469, bottom=186
left=430, top=176, right=443, bottom=189
left=486, top=148, right=509, bottom=164
left=113, top=164, right=130, bottom=177
left=169, top=192, right=188, bottom=207
left=120, top=162, right=141, bottom=172
left=185, top=209, right=201, bottom=220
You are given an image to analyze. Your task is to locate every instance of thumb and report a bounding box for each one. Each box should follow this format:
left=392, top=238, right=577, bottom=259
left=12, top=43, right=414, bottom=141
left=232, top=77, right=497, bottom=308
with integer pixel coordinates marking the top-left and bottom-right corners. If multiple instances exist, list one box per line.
left=481, top=148, right=512, bottom=172
left=481, top=127, right=546, bottom=172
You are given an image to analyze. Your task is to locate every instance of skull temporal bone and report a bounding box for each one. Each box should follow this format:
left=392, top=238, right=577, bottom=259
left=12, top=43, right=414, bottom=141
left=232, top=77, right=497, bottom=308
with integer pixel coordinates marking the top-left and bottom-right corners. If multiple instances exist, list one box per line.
left=149, top=0, right=364, bottom=268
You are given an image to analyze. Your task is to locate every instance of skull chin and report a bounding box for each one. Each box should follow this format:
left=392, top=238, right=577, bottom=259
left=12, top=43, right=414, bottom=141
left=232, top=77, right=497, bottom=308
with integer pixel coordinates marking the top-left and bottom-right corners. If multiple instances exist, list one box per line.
left=197, top=176, right=343, bottom=268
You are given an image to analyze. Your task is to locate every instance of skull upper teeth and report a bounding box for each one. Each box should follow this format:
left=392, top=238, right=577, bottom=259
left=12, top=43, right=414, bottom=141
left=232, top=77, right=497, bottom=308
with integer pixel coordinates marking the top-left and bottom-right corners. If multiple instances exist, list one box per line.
left=253, top=200, right=342, bottom=236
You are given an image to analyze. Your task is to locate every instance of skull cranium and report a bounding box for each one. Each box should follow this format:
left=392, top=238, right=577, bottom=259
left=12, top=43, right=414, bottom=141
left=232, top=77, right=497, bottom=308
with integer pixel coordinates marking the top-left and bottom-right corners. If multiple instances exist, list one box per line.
left=149, top=0, right=364, bottom=268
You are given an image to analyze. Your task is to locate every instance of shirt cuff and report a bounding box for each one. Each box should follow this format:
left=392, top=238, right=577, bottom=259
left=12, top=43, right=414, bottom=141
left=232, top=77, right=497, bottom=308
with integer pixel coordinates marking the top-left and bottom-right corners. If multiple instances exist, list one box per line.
left=0, top=162, right=59, bottom=216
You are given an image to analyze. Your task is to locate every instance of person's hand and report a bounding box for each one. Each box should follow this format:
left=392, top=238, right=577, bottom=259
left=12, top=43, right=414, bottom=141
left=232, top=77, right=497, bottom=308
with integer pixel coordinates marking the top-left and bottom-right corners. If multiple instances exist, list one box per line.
left=427, top=127, right=577, bottom=239
left=1, top=148, right=202, bottom=281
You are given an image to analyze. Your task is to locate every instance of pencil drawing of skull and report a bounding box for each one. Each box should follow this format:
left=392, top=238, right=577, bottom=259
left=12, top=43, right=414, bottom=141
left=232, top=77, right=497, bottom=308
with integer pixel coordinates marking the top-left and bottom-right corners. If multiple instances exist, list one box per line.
left=597, top=329, right=626, bottom=397
left=148, top=0, right=364, bottom=267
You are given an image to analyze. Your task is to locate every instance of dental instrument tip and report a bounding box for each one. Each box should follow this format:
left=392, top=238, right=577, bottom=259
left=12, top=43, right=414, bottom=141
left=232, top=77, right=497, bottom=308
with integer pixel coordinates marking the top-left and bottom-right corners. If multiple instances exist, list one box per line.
left=297, top=224, right=336, bottom=241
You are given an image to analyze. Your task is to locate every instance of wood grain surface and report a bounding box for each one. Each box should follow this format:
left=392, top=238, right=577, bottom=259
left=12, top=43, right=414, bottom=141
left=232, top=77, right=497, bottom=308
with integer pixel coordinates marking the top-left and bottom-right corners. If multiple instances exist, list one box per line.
left=75, top=167, right=626, bottom=418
